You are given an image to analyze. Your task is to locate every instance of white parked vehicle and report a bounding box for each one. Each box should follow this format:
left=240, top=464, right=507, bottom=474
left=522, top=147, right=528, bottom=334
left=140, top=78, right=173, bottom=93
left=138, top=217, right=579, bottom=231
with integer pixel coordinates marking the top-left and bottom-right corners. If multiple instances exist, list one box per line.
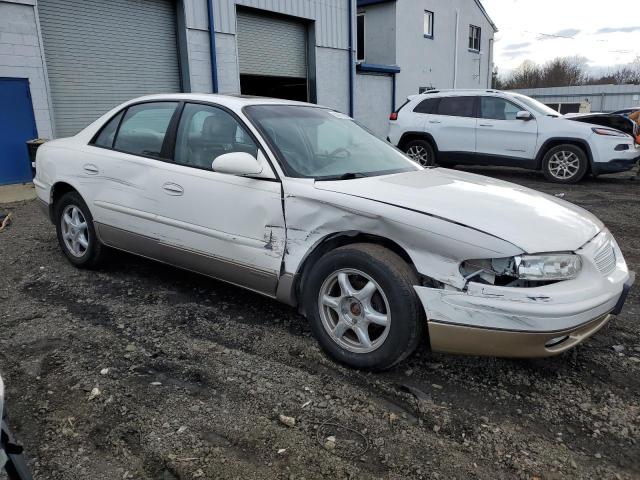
left=35, top=94, right=634, bottom=370
left=388, top=89, right=640, bottom=183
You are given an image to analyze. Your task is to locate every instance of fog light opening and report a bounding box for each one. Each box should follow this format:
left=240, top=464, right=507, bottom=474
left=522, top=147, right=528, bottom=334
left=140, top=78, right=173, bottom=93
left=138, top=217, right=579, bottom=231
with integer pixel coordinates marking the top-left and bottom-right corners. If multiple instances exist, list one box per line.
left=545, top=335, right=569, bottom=348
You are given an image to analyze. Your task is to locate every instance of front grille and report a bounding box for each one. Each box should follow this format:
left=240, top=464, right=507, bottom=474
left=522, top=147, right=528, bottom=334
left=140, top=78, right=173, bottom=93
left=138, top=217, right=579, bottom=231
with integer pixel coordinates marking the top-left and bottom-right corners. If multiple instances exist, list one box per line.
left=594, top=242, right=616, bottom=276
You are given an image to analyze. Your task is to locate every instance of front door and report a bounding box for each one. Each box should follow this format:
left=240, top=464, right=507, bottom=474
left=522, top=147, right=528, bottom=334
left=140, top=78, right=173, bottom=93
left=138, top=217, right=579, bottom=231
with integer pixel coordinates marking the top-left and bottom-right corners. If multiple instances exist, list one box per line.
left=475, top=96, right=538, bottom=160
left=0, top=78, right=38, bottom=185
left=151, top=102, right=285, bottom=296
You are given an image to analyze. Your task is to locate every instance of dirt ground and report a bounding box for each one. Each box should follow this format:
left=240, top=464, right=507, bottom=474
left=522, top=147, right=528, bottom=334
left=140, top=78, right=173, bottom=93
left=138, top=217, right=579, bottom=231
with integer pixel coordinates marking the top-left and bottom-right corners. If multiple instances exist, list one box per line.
left=0, top=167, right=638, bottom=480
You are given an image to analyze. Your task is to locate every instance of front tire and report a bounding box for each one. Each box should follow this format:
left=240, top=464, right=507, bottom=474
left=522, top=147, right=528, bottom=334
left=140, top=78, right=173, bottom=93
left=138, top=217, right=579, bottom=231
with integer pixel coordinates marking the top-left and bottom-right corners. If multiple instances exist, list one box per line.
left=303, top=244, right=424, bottom=370
left=542, top=144, right=588, bottom=183
left=404, top=139, right=437, bottom=167
left=54, top=191, right=106, bottom=268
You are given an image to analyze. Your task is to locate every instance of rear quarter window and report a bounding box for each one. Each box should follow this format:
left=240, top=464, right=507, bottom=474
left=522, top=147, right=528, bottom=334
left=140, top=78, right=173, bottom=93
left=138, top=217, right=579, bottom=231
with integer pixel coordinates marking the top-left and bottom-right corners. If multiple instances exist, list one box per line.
left=413, top=98, right=440, bottom=114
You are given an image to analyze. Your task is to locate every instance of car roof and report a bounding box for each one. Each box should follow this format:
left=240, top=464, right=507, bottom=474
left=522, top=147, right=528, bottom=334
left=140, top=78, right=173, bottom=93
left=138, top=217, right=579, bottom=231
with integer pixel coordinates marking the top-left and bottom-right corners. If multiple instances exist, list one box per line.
left=123, top=93, right=318, bottom=110
left=409, top=89, right=516, bottom=101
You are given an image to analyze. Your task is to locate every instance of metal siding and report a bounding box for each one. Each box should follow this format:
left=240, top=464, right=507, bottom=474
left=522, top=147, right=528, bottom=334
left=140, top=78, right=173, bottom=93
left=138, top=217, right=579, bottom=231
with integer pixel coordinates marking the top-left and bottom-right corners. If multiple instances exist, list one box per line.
left=38, top=0, right=181, bottom=137
left=214, top=0, right=348, bottom=49
left=236, top=9, right=306, bottom=78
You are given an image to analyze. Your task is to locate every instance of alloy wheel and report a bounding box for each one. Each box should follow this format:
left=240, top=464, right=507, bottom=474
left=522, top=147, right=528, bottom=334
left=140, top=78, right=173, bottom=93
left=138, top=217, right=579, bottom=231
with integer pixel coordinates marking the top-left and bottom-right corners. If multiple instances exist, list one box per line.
left=548, top=151, right=580, bottom=180
left=406, top=145, right=432, bottom=167
left=318, top=269, right=391, bottom=354
left=60, top=205, right=89, bottom=257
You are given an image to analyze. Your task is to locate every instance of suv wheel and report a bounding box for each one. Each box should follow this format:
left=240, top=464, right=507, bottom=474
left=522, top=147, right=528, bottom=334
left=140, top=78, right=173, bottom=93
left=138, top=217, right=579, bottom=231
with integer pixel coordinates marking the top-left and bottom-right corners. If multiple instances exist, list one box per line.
left=542, top=144, right=588, bottom=183
left=405, top=140, right=436, bottom=167
left=54, top=191, right=106, bottom=268
left=303, top=244, right=424, bottom=370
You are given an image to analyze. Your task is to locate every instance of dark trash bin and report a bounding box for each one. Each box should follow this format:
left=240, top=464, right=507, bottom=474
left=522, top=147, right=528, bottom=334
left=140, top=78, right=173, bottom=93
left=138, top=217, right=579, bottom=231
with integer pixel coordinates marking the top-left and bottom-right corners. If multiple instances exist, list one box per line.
left=25, top=139, right=47, bottom=177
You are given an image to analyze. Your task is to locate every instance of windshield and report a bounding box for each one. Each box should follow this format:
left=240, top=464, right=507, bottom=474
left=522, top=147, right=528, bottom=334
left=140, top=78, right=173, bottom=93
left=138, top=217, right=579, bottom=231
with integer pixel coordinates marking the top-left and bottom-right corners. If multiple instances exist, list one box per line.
left=244, top=105, right=420, bottom=179
left=511, top=93, right=561, bottom=117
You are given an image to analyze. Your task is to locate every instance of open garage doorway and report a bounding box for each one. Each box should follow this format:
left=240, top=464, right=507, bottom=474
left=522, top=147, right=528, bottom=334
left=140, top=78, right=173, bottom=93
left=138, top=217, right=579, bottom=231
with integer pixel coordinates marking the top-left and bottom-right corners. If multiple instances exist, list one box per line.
left=236, top=8, right=309, bottom=102
left=240, top=74, right=307, bottom=102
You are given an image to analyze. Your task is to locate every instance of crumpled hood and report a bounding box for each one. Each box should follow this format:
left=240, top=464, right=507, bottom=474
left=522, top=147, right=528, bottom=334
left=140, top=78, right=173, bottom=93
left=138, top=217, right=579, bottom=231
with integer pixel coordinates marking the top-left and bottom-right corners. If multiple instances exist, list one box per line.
left=315, top=168, right=603, bottom=253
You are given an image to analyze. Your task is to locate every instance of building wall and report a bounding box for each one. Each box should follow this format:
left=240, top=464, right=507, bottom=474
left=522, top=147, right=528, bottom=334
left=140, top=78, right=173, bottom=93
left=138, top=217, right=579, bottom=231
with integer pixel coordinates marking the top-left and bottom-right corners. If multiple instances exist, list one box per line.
left=207, top=0, right=352, bottom=114
left=0, top=0, right=52, bottom=139
left=355, top=73, right=392, bottom=137
left=357, top=1, right=396, bottom=66
left=394, top=0, right=495, bottom=103
left=512, top=85, right=640, bottom=113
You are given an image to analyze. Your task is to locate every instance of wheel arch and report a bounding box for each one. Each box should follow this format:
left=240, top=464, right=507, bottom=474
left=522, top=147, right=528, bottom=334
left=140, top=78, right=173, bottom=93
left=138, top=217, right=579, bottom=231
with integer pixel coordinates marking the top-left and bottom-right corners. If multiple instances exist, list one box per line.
left=290, top=231, right=419, bottom=313
left=48, top=181, right=82, bottom=222
left=397, top=131, right=439, bottom=152
left=535, top=137, right=593, bottom=171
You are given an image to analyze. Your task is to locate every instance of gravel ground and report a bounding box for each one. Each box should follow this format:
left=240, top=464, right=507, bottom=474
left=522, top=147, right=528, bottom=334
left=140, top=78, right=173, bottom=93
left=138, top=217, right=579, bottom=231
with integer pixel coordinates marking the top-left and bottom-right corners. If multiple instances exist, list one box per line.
left=0, top=167, right=638, bottom=480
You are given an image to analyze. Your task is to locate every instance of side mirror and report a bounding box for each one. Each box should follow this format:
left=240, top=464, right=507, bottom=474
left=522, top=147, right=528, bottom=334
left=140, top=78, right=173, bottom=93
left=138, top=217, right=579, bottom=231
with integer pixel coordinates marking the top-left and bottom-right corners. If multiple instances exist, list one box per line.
left=212, top=152, right=263, bottom=176
left=516, top=110, right=533, bottom=121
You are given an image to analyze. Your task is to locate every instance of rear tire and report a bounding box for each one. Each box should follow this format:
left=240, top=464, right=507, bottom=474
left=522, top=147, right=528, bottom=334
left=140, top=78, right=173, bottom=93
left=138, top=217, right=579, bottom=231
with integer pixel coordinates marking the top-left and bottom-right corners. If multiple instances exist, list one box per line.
left=303, top=244, right=424, bottom=370
left=542, top=144, right=588, bottom=184
left=54, top=191, right=106, bottom=268
left=404, top=139, right=437, bottom=167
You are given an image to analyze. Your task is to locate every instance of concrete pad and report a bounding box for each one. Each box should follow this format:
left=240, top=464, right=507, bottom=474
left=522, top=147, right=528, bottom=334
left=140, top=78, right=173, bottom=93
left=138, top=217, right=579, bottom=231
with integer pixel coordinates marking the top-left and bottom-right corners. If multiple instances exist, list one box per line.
left=0, top=183, right=36, bottom=204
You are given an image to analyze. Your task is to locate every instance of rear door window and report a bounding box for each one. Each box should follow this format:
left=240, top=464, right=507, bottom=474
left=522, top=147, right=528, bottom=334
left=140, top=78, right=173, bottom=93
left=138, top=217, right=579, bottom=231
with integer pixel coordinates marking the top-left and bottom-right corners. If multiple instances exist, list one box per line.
left=113, top=102, right=178, bottom=158
left=413, top=98, right=440, bottom=114
left=437, top=96, right=476, bottom=118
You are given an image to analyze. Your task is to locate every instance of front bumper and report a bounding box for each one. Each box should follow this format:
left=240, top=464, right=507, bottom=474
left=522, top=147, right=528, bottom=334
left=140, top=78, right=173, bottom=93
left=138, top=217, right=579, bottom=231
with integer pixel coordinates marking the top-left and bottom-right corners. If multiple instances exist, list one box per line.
left=415, top=230, right=634, bottom=358
left=592, top=155, right=639, bottom=175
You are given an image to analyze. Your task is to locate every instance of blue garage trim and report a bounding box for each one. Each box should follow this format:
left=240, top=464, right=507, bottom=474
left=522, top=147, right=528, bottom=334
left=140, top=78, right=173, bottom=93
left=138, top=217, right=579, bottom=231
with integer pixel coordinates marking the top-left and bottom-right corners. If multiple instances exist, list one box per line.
left=206, top=0, right=219, bottom=93
left=357, top=0, right=396, bottom=6
left=357, top=63, right=401, bottom=74
left=348, top=0, right=354, bottom=116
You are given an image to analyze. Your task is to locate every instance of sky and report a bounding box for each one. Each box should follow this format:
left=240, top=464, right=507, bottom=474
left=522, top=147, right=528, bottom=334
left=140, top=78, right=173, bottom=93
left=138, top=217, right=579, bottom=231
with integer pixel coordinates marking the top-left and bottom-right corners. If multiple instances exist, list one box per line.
left=481, top=0, right=640, bottom=76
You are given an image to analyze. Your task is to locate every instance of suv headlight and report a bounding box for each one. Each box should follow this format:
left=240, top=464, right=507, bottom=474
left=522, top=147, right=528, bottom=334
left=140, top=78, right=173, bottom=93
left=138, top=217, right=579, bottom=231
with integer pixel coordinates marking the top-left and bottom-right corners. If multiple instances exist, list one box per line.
left=460, top=254, right=582, bottom=284
left=516, top=254, right=582, bottom=281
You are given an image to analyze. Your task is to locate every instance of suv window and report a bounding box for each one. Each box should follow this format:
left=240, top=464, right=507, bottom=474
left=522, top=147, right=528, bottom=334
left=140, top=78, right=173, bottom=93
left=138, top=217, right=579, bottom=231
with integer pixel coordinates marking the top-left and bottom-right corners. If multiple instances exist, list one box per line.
left=479, top=97, right=523, bottom=120
left=437, top=96, right=475, bottom=117
left=93, top=111, right=124, bottom=148
left=113, top=102, right=178, bottom=158
left=414, top=98, right=440, bottom=114
left=174, top=103, right=258, bottom=170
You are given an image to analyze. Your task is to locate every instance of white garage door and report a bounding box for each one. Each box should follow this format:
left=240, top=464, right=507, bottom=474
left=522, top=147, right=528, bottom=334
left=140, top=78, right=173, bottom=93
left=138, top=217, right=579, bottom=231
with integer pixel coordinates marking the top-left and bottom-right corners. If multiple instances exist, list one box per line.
left=236, top=10, right=307, bottom=78
left=38, top=0, right=181, bottom=137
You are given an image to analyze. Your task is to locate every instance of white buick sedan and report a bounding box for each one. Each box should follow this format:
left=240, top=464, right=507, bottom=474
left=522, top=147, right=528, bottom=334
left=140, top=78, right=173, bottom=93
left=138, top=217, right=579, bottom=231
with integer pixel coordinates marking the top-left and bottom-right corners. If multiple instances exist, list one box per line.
left=34, top=94, right=634, bottom=370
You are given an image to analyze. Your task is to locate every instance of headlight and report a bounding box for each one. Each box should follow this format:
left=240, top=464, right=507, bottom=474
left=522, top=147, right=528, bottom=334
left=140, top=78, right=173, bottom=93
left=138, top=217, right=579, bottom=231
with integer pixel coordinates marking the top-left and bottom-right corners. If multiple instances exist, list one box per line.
left=592, top=127, right=627, bottom=137
left=516, top=254, right=582, bottom=280
left=460, top=254, right=582, bottom=284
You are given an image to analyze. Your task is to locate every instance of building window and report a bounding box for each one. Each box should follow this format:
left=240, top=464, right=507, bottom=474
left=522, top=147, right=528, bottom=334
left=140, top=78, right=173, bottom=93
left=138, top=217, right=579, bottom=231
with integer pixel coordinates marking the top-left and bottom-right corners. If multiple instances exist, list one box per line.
left=356, top=13, right=365, bottom=62
left=423, top=10, right=434, bottom=38
left=469, top=25, right=481, bottom=51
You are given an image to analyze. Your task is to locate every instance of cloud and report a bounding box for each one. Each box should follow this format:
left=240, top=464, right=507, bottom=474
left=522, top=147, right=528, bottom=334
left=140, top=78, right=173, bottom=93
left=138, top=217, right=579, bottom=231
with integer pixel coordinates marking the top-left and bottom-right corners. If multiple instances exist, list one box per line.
left=503, top=50, right=531, bottom=59
left=538, top=28, right=581, bottom=40
left=504, top=42, right=530, bottom=51
left=596, top=25, right=640, bottom=34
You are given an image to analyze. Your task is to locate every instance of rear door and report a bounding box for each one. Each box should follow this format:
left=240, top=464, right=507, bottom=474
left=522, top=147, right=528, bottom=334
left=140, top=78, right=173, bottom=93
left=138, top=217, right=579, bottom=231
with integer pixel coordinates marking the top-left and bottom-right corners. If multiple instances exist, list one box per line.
left=428, top=96, right=477, bottom=153
left=476, top=96, right=538, bottom=160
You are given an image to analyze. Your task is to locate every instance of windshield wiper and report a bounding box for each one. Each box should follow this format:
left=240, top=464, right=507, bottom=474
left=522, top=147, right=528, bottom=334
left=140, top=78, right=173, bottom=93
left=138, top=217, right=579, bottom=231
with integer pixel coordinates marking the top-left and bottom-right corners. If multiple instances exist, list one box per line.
left=316, top=172, right=365, bottom=181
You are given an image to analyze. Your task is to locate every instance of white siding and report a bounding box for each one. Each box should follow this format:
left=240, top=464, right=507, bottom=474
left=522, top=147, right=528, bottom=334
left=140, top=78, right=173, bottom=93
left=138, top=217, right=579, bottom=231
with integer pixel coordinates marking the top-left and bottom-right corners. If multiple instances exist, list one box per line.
left=354, top=73, right=392, bottom=138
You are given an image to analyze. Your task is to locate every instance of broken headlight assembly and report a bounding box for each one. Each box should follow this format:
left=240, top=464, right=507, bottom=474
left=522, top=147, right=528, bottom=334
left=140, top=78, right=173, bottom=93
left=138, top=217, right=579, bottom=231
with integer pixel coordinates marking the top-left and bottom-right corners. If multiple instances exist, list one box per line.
left=460, top=254, right=582, bottom=287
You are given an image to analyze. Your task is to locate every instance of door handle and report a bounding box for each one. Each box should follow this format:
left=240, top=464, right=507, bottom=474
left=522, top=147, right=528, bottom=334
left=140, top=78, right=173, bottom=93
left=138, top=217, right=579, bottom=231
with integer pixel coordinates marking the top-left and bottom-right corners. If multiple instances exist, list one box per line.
left=428, top=120, right=442, bottom=124
left=162, top=182, right=184, bottom=196
left=83, top=164, right=99, bottom=175
left=478, top=124, right=494, bottom=127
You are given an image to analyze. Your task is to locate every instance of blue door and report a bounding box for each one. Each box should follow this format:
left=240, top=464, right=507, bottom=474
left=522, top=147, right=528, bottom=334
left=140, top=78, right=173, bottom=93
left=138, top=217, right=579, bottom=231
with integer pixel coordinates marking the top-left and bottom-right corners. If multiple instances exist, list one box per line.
left=0, top=78, right=38, bottom=185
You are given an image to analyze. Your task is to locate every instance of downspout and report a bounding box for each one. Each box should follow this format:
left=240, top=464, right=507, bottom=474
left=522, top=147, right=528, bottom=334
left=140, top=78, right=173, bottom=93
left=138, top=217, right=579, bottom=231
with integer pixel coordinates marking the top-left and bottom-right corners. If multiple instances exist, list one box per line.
left=488, top=38, right=493, bottom=88
left=348, top=0, right=355, bottom=116
left=391, top=74, right=396, bottom=112
left=207, top=0, right=219, bottom=93
left=453, top=9, right=459, bottom=89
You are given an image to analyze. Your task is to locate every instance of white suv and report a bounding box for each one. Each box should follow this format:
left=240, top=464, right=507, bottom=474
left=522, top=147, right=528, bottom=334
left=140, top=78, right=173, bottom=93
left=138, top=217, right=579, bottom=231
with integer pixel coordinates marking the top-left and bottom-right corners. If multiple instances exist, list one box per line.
left=388, top=89, right=640, bottom=183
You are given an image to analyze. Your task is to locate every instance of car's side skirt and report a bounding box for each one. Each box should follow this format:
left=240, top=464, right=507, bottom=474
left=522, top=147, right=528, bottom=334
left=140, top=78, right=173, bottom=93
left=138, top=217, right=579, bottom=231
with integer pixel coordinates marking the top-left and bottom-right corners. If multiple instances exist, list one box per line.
left=95, top=222, right=279, bottom=298
left=438, top=151, right=537, bottom=169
